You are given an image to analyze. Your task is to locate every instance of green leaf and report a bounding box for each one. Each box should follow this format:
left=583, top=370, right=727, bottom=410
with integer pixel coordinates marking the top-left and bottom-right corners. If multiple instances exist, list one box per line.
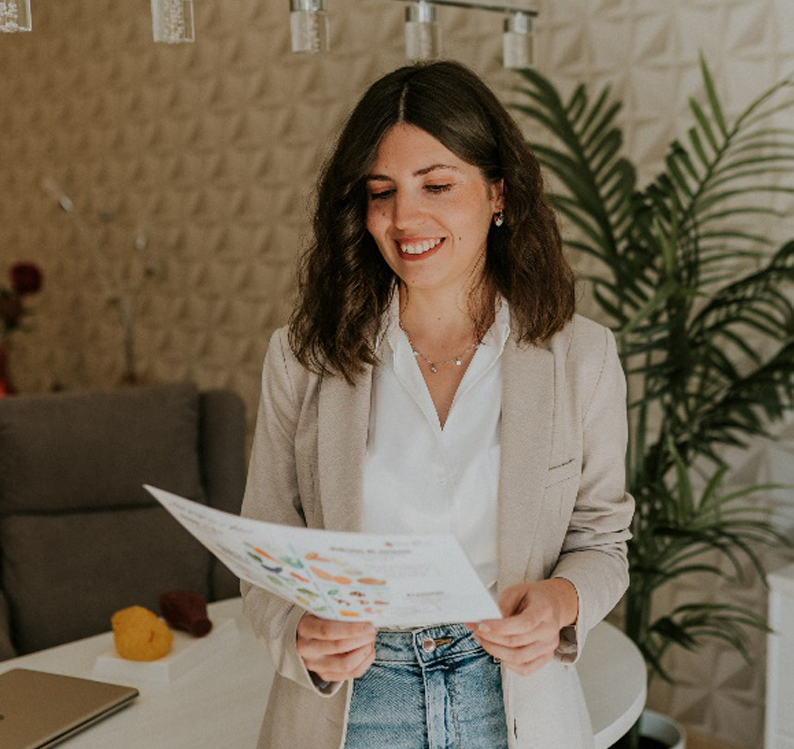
left=566, top=83, right=587, bottom=121
left=698, top=206, right=786, bottom=225
left=690, top=98, right=720, bottom=153
left=743, top=97, right=794, bottom=129
left=695, top=186, right=794, bottom=215
left=734, top=77, right=793, bottom=130
left=579, top=85, right=612, bottom=142
left=700, top=52, right=729, bottom=137
left=584, top=102, right=623, bottom=157
left=688, top=127, right=710, bottom=169
left=620, top=281, right=676, bottom=337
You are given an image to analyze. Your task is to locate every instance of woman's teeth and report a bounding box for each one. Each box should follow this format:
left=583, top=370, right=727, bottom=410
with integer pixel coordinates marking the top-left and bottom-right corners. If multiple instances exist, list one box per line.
left=399, top=238, right=443, bottom=255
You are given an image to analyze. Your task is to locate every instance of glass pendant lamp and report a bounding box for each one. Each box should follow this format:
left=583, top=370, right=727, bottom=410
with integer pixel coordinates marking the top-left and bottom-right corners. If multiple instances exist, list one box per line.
left=0, top=0, right=32, bottom=33
left=151, top=0, right=195, bottom=44
left=290, top=0, right=329, bottom=54
left=503, top=11, right=532, bottom=68
left=405, top=0, right=440, bottom=60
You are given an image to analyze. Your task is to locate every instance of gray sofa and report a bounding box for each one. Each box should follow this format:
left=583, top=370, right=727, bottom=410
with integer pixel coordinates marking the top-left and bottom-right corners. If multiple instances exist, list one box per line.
left=0, top=383, right=247, bottom=660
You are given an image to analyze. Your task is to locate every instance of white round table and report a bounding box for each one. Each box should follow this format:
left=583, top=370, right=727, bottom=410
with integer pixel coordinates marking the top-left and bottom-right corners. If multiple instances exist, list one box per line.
left=0, top=599, right=646, bottom=748
left=578, top=620, right=647, bottom=748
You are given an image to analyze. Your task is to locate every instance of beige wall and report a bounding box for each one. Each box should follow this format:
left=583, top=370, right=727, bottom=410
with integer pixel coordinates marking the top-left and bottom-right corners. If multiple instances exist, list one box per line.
left=0, top=0, right=511, bottom=410
left=1, top=0, right=793, bottom=746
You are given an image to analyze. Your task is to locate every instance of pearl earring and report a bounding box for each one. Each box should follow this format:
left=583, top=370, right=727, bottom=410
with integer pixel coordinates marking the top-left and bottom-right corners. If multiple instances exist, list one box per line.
left=494, top=210, right=505, bottom=227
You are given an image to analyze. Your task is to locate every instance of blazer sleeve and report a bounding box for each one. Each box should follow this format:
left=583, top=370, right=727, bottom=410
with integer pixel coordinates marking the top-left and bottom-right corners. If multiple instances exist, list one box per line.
left=551, top=326, right=635, bottom=664
left=240, top=328, right=343, bottom=697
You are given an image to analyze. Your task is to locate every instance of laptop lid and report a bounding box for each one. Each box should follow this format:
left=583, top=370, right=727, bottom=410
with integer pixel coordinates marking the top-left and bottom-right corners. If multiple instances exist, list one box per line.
left=0, top=668, right=139, bottom=749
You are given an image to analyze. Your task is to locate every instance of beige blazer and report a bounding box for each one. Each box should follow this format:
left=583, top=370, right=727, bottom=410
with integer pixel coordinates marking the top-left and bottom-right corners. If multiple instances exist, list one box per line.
left=241, top=313, right=634, bottom=749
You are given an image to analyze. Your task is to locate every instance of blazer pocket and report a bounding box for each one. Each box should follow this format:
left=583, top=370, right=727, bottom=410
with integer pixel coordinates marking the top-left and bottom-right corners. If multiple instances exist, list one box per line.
left=544, top=458, right=579, bottom=487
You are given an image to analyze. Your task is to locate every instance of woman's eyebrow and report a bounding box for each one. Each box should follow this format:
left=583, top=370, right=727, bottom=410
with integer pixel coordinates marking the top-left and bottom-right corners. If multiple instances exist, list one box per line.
left=415, top=163, right=461, bottom=176
left=366, top=163, right=461, bottom=181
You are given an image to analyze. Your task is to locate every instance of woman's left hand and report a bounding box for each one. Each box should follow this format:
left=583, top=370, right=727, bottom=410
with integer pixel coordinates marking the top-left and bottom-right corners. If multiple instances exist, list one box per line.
left=465, top=578, right=578, bottom=677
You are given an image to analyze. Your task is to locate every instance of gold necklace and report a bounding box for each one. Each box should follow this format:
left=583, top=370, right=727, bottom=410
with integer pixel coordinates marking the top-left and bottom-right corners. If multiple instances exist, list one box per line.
left=398, top=319, right=481, bottom=373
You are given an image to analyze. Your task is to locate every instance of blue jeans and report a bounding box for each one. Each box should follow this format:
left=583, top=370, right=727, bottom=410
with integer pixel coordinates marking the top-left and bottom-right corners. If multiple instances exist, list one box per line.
left=344, top=623, right=509, bottom=749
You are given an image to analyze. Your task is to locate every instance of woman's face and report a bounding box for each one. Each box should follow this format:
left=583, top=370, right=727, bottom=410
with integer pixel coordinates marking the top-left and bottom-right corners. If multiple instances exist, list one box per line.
left=365, top=123, right=503, bottom=297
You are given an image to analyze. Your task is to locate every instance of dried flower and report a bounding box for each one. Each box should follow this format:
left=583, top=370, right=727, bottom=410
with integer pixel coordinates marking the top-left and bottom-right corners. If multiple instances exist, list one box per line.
left=42, top=177, right=159, bottom=385
left=10, top=262, right=43, bottom=296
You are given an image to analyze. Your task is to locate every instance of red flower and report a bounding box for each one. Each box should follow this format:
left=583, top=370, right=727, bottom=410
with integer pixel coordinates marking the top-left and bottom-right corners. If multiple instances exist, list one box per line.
left=10, top=262, right=43, bottom=296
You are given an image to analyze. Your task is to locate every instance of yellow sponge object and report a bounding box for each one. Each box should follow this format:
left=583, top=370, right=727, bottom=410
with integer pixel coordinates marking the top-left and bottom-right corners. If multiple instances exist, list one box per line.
left=111, top=605, right=173, bottom=661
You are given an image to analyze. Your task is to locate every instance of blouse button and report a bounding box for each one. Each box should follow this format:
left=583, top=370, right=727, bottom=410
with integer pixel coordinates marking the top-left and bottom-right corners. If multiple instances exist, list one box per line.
left=421, top=637, right=436, bottom=653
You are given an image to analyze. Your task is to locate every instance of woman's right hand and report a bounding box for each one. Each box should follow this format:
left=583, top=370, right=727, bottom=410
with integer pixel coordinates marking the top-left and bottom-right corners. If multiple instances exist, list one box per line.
left=296, top=613, right=378, bottom=683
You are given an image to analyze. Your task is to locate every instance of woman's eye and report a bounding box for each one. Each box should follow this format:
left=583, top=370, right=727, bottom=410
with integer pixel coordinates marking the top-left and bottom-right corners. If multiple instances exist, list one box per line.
left=425, top=184, right=452, bottom=193
left=369, top=190, right=394, bottom=201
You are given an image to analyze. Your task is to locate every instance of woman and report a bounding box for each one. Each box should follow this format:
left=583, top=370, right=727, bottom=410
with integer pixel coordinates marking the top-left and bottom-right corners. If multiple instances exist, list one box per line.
left=241, top=60, right=634, bottom=749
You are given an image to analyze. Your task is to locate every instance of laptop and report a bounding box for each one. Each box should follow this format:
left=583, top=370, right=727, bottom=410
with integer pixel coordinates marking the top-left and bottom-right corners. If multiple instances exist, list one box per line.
left=0, top=668, right=139, bottom=749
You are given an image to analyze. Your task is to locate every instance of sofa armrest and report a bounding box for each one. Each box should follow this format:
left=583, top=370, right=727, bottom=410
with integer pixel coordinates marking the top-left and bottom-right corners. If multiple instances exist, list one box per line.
left=0, top=589, right=17, bottom=661
left=198, top=389, right=247, bottom=601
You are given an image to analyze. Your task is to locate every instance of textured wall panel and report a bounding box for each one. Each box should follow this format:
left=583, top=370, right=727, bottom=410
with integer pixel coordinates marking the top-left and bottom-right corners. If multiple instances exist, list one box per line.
left=1, top=1, right=793, bottom=745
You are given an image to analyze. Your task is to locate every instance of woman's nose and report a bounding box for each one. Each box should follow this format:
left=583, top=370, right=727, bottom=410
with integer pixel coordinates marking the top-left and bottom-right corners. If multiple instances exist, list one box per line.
left=392, top=191, right=422, bottom=229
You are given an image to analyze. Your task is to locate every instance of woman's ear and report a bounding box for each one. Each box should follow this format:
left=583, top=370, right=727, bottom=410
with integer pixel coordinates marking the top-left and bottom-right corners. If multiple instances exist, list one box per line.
left=491, top=179, right=505, bottom=212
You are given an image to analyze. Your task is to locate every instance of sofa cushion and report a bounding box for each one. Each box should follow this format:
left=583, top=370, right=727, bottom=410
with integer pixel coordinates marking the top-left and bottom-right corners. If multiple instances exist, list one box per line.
left=1, top=506, right=211, bottom=654
left=0, top=384, right=205, bottom=513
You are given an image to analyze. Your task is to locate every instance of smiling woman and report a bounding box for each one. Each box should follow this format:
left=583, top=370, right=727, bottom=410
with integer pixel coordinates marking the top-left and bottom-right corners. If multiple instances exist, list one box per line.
left=288, top=60, right=575, bottom=385
left=240, top=60, right=635, bottom=749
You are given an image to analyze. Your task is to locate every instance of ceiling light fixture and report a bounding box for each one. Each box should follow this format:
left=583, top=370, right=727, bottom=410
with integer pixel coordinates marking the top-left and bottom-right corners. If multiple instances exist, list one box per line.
left=288, top=0, right=538, bottom=67
left=400, top=0, right=537, bottom=68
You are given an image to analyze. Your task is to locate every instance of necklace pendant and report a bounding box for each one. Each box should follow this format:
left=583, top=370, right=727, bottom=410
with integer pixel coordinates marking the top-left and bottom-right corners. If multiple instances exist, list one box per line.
left=455, top=357, right=462, bottom=366
left=430, top=364, right=438, bottom=373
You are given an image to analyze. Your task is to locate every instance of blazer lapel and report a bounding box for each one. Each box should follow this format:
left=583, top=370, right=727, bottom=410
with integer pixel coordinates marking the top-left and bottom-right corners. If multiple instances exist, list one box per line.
left=316, top=366, right=373, bottom=533
left=497, top=334, right=555, bottom=592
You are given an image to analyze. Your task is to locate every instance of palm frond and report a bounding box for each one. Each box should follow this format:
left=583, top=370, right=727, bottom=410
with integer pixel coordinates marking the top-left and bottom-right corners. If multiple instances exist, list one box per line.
left=513, top=57, right=794, bottom=699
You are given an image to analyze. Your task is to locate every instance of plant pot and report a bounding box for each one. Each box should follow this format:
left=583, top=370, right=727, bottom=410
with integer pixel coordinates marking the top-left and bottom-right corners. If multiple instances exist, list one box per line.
left=639, top=710, right=686, bottom=749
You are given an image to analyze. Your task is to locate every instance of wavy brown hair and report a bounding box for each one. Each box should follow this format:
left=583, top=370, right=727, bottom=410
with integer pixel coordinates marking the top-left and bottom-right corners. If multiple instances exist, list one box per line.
left=289, top=60, right=574, bottom=384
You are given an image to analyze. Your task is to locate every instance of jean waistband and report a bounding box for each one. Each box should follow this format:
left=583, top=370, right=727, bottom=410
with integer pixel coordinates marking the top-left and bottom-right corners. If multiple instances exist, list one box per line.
left=374, top=623, right=484, bottom=664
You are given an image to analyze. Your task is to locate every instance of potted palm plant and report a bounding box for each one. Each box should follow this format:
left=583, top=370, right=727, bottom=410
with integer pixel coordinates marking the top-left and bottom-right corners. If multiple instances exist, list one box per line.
left=511, top=56, right=794, bottom=748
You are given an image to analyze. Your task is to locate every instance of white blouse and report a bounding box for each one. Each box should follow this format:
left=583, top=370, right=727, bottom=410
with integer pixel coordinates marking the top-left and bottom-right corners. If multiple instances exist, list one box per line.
left=361, top=294, right=511, bottom=592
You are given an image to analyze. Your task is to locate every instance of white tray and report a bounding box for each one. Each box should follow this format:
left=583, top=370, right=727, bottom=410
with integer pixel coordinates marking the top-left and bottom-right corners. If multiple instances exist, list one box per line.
left=92, top=617, right=238, bottom=684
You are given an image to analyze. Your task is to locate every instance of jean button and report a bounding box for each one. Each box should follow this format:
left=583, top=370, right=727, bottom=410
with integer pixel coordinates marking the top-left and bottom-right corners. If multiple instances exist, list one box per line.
left=421, top=637, right=436, bottom=653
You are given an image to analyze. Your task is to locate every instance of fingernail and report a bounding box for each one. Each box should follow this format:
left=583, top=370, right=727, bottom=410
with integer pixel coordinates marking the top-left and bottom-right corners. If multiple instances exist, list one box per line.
left=478, top=622, right=491, bottom=633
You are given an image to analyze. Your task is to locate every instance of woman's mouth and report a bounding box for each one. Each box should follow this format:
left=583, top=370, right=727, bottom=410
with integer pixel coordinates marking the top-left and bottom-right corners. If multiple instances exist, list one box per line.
left=396, top=237, right=445, bottom=259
